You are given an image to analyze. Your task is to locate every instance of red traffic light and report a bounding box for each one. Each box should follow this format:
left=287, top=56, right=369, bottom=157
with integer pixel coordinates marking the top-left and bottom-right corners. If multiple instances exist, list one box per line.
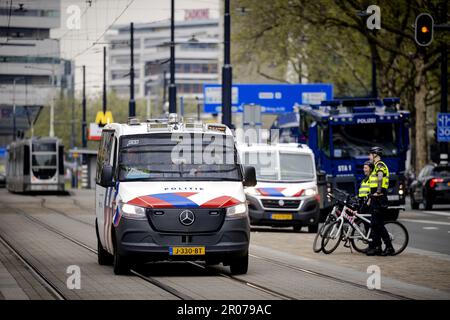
left=415, top=13, right=434, bottom=46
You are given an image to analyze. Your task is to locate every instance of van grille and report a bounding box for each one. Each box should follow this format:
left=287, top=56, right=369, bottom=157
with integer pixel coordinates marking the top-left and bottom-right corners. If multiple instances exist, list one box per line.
left=261, top=199, right=300, bottom=209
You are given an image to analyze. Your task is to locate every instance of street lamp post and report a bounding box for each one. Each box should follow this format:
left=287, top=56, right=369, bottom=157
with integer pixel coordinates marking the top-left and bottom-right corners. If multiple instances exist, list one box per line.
left=168, top=0, right=177, bottom=114
left=103, top=46, right=107, bottom=114
left=50, top=64, right=55, bottom=137
left=11, top=77, right=27, bottom=141
left=221, top=0, right=232, bottom=128
left=129, top=22, right=136, bottom=117
left=439, top=1, right=448, bottom=156
left=82, top=65, right=87, bottom=149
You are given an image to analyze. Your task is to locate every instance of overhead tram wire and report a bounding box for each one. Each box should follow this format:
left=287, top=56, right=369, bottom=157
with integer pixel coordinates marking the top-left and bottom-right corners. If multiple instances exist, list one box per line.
left=70, top=0, right=136, bottom=61
left=5, top=0, right=13, bottom=42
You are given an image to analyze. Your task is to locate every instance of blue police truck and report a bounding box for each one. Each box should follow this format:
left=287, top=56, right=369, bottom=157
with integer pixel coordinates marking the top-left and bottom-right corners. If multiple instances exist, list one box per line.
left=271, top=98, right=410, bottom=220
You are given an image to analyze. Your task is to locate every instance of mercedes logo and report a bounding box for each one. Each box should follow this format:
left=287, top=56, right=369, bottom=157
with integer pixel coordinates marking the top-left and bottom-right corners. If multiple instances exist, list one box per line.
left=278, top=199, right=285, bottom=207
left=179, top=210, right=195, bottom=226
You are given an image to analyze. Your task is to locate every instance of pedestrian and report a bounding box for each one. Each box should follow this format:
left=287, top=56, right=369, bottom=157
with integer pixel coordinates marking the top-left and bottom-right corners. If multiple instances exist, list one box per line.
left=358, top=160, right=373, bottom=210
left=366, top=147, right=395, bottom=256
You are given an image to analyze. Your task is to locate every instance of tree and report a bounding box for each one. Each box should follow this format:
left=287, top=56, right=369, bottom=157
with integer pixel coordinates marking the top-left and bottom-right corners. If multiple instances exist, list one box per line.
left=232, top=0, right=449, bottom=173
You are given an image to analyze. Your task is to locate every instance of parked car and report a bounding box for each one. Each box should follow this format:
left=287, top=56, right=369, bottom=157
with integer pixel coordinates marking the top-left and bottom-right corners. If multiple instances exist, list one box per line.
left=409, top=164, right=450, bottom=210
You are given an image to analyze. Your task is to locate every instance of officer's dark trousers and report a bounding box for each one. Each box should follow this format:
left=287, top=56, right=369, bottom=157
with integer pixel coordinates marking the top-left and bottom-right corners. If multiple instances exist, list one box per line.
left=369, top=196, right=392, bottom=248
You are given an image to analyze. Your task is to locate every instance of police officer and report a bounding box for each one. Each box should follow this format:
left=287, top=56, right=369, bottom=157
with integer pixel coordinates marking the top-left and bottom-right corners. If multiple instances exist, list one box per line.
left=358, top=161, right=372, bottom=199
left=366, top=147, right=395, bottom=256
left=356, top=161, right=373, bottom=242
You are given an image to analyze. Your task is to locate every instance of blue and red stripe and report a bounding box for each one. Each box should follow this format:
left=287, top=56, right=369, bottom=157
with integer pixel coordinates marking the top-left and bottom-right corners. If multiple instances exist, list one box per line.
left=127, top=192, right=240, bottom=209
left=257, top=188, right=286, bottom=197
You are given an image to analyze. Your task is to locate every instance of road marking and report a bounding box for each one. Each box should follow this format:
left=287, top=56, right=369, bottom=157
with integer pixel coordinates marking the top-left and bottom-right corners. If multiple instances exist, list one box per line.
left=400, top=219, right=450, bottom=226
left=422, top=227, right=438, bottom=230
left=422, top=211, right=450, bottom=217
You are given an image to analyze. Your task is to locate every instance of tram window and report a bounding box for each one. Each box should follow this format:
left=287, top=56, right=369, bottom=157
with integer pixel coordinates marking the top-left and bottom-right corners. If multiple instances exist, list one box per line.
left=32, top=154, right=56, bottom=166
left=58, top=146, right=64, bottom=175
left=24, top=145, right=30, bottom=175
left=33, top=142, right=56, bottom=152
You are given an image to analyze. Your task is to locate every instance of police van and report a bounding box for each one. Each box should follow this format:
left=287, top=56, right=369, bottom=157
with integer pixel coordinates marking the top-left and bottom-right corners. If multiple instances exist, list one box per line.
left=238, top=143, right=320, bottom=233
left=95, top=114, right=256, bottom=275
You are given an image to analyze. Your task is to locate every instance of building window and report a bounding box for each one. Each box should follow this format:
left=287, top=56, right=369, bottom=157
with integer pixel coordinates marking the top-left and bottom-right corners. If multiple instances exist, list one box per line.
left=174, top=63, right=217, bottom=74
left=178, top=83, right=203, bottom=94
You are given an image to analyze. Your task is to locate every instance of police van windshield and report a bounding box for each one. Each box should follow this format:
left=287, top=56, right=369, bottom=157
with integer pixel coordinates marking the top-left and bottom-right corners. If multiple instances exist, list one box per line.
left=330, top=123, right=397, bottom=157
left=118, top=133, right=242, bottom=181
left=242, top=151, right=314, bottom=182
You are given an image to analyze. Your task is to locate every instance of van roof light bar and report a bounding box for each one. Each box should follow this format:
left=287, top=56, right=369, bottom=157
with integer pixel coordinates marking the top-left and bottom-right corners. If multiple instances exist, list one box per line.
left=168, top=113, right=178, bottom=124
left=128, top=117, right=140, bottom=125
left=206, top=123, right=227, bottom=133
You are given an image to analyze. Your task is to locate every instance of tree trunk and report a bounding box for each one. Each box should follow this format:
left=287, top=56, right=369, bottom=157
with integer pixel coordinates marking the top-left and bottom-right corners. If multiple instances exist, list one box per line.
left=413, top=55, right=428, bottom=173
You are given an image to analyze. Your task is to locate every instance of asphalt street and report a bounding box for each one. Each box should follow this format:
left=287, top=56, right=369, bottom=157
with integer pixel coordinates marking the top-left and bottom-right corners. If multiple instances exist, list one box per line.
left=399, top=200, right=450, bottom=255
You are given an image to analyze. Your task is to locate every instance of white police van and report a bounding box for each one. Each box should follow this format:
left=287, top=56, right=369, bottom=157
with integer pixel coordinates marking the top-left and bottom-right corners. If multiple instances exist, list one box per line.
left=238, top=143, right=320, bottom=233
left=95, top=115, right=256, bottom=275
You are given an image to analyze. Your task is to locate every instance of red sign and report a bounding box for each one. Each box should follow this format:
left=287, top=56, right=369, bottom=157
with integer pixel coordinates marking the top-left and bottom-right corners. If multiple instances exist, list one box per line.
left=184, top=9, right=209, bottom=21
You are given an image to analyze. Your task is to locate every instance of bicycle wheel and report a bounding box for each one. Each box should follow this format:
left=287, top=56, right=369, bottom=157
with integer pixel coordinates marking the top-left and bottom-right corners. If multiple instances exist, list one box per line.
left=350, top=220, right=370, bottom=253
left=312, top=215, right=335, bottom=253
left=384, top=221, right=409, bottom=255
left=321, top=220, right=342, bottom=254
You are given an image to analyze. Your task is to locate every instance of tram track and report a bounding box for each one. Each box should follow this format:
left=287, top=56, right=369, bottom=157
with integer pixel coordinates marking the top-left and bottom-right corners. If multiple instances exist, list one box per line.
left=0, top=200, right=411, bottom=300
left=38, top=201, right=411, bottom=299
left=0, top=203, right=292, bottom=300
left=0, top=233, right=67, bottom=300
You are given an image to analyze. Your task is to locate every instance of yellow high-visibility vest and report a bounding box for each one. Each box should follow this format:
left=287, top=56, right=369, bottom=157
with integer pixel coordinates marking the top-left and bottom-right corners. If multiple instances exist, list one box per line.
left=358, top=178, right=371, bottom=198
left=369, top=160, right=389, bottom=191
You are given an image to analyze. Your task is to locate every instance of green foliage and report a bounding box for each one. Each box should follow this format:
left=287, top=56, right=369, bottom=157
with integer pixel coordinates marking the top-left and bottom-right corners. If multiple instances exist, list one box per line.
left=232, top=0, right=448, bottom=102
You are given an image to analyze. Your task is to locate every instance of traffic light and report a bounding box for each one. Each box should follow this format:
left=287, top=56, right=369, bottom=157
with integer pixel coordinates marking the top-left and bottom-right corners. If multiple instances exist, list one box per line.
left=415, top=13, right=434, bottom=46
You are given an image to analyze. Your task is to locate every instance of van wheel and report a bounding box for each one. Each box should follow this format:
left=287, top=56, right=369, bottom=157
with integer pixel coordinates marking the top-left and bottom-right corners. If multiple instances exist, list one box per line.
left=424, top=196, right=433, bottom=210
left=410, top=194, right=419, bottom=210
left=230, top=253, right=248, bottom=275
left=96, top=220, right=113, bottom=265
left=308, top=224, right=319, bottom=233
left=113, top=234, right=130, bottom=275
left=98, top=239, right=113, bottom=265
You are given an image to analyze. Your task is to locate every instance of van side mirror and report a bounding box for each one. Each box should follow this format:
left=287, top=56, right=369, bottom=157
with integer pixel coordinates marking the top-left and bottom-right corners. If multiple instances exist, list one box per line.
left=100, top=163, right=114, bottom=187
left=243, top=166, right=257, bottom=187
left=317, top=170, right=326, bottom=186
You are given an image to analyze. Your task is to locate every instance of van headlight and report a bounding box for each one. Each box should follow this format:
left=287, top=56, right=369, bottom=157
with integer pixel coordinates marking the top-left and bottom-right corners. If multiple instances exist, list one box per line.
left=225, top=203, right=248, bottom=219
left=304, top=188, right=318, bottom=197
left=245, top=187, right=261, bottom=196
left=120, top=203, right=146, bottom=219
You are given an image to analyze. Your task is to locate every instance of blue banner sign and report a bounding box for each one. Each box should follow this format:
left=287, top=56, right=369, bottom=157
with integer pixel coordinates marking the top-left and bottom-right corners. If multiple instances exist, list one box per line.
left=203, top=83, right=333, bottom=113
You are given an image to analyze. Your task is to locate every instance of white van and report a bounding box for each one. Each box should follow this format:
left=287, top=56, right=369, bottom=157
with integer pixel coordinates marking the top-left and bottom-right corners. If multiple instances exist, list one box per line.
left=95, top=115, right=256, bottom=275
left=238, top=143, right=320, bottom=233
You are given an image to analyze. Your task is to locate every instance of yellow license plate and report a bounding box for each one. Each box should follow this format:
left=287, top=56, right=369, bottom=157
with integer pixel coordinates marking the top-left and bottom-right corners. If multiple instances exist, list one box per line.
left=169, top=247, right=205, bottom=255
left=270, top=213, right=293, bottom=220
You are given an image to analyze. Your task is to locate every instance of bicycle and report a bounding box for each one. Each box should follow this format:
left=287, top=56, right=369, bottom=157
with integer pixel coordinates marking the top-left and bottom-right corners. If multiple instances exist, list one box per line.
left=312, top=188, right=352, bottom=253
left=321, top=193, right=409, bottom=255
left=312, top=203, right=339, bottom=253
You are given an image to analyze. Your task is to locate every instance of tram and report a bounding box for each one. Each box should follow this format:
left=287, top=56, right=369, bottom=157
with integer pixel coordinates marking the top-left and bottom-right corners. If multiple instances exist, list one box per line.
left=6, top=137, right=65, bottom=193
